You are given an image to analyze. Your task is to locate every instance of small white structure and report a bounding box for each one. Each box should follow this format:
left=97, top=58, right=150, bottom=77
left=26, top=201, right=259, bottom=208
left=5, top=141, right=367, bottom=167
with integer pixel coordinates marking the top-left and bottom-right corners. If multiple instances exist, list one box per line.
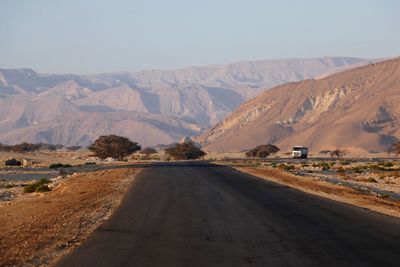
left=85, top=156, right=101, bottom=161
left=292, top=146, right=308, bottom=159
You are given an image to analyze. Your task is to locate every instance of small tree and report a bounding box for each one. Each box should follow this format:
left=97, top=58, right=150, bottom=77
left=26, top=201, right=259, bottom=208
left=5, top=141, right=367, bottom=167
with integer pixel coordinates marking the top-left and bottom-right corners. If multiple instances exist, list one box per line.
left=388, top=142, right=400, bottom=157
left=0, top=143, right=11, bottom=152
left=165, top=143, right=206, bottom=160
left=330, top=149, right=346, bottom=158
left=67, top=145, right=82, bottom=151
left=10, top=143, right=40, bottom=153
left=88, top=135, right=141, bottom=160
left=245, top=144, right=280, bottom=158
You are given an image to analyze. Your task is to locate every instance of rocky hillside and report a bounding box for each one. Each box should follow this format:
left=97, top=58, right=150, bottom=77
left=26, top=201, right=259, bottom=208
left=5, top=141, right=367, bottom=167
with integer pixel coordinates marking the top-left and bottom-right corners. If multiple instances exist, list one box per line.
left=197, top=58, right=400, bottom=154
left=0, top=57, right=375, bottom=147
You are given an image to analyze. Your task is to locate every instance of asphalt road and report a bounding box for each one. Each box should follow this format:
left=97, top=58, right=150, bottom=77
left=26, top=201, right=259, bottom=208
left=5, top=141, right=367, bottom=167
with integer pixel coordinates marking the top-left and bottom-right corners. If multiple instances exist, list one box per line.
left=57, top=162, right=400, bottom=267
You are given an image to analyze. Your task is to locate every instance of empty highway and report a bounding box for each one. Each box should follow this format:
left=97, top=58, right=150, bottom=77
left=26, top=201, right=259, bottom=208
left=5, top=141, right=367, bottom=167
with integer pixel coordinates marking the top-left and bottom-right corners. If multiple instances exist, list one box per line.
left=57, top=162, right=400, bottom=267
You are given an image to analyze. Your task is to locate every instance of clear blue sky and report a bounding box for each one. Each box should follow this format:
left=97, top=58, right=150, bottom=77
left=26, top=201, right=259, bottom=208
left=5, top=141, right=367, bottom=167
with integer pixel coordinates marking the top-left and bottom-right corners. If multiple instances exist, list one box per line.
left=1, top=0, right=399, bottom=74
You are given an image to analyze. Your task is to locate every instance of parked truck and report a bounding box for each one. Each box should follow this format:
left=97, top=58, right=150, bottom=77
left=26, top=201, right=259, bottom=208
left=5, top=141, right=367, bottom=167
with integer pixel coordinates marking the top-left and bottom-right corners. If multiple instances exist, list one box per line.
left=292, top=146, right=308, bottom=159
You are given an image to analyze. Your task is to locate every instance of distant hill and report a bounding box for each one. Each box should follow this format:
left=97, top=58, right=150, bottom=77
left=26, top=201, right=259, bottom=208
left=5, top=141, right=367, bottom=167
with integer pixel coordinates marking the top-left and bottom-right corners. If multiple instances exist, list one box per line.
left=0, top=57, right=376, bottom=147
left=197, top=58, right=400, bottom=154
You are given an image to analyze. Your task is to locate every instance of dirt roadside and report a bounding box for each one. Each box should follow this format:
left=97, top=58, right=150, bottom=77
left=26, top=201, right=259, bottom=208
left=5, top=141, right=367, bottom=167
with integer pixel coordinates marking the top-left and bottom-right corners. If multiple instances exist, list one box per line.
left=0, top=167, right=142, bottom=267
left=228, top=165, right=400, bottom=219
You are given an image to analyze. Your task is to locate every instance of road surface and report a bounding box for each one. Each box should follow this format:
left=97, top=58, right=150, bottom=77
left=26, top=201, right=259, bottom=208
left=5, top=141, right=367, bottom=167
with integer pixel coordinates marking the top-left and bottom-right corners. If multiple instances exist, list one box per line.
left=57, top=162, right=400, bottom=267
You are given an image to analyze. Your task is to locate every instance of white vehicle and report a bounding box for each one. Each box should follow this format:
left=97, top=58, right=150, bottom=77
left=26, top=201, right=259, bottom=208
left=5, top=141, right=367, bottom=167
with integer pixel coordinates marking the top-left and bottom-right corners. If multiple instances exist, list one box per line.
left=292, top=146, right=308, bottom=159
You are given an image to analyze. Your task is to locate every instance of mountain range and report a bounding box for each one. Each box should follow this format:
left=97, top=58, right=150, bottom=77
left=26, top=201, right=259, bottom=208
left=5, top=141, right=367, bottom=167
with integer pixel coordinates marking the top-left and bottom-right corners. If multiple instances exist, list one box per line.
left=197, top=58, right=400, bottom=154
left=0, top=57, right=377, bottom=147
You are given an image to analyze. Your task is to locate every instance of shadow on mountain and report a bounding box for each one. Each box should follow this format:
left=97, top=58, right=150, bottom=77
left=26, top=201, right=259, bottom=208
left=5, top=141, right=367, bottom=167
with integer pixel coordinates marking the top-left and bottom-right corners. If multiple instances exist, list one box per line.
left=79, top=105, right=117, bottom=112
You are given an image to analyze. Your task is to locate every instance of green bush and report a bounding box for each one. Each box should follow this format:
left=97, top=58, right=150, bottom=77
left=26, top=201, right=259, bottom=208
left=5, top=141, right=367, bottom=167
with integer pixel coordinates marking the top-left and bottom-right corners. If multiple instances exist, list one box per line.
left=277, top=164, right=295, bottom=171
left=352, top=166, right=363, bottom=173
left=49, top=163, right=72, bottom=169
left=365, top=177, right=378, bottom=183
left=49, top=163, right=64, bottom=169
left=340, top=161, right=351, bottom=165
left=385, top=162, right=394, bottom=168
left=319, top=162, right=330, bottom=170
left=285, top=164, right=295, bottom=171
left=4, top=183, right=15, bottom=189
left=379, top=162, right=393, bottom=168
left=24, top=178, right=51, bottom=193
left=35, top=184, right=51, bottom=192
left=85, top=162, right=97, bottom=165
left=24, top=184, right=37, bottom=193
left=277, top=164, right=286, bottom=170
left=368, top=164, right=384, bottom=171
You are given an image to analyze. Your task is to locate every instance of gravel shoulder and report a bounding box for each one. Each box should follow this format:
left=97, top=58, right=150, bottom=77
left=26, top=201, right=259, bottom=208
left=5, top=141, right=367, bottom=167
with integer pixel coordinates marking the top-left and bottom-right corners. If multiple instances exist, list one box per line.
left=0, top=166, right=142, bottom=267
left=226, top=164, right=400, bottom=219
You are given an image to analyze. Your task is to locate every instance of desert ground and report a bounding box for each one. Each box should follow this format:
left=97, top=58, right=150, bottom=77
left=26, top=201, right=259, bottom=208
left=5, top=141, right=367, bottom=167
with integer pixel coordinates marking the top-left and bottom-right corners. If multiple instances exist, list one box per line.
left=0, top=151, right=146, bottom=266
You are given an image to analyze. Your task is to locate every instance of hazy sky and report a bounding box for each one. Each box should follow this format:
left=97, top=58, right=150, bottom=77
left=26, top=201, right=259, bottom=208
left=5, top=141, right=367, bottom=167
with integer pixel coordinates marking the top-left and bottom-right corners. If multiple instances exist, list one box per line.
left=1, top=0, right=399, bottom=74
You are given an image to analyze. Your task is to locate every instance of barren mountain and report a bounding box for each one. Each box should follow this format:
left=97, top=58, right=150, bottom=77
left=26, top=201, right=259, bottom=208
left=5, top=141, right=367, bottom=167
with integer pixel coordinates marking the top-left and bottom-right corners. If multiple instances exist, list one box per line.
left=74, top=85, right=148, bottom=112
left=0, top=111, right=201, bottom=148
left=38, top=80, right=93, bottom=100
left=0, top=57, right=377, bottom=147
left=198, top=58, right=400, bottom=154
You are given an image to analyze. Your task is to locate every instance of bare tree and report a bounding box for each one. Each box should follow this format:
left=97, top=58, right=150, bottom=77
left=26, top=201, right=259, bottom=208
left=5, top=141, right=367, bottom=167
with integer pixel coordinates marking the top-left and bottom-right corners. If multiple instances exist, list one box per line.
left=388, top=142, right=400, bottom=157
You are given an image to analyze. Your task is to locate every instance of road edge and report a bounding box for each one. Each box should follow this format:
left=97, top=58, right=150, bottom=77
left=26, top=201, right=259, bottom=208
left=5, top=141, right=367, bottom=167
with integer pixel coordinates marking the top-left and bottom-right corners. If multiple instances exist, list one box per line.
left=222, top=164, right=400, bottom=219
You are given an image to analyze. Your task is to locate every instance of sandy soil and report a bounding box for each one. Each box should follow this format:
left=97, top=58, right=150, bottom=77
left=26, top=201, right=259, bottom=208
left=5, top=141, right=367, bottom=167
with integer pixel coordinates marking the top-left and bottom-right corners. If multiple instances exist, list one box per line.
left=227, top=165, right=400, bottom=219
left=0, top=167, right=141, bottom=267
